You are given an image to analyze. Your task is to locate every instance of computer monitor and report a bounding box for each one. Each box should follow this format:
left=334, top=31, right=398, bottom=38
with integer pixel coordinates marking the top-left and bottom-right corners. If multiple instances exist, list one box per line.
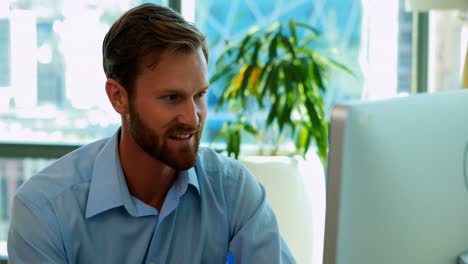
left=323, top=90, right=468, bottom=264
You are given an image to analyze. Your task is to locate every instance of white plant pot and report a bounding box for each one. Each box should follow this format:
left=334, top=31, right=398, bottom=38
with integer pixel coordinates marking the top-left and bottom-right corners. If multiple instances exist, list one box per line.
left=240, top=153, right=326, bottom=264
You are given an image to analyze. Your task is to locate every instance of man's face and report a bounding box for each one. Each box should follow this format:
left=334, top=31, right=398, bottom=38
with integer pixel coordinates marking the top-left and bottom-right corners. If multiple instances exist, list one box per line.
left=126, top=48, right=208, bottom=170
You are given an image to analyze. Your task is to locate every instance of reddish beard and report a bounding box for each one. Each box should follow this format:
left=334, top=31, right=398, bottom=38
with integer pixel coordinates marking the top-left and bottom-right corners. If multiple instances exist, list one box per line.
left=127, top=103, right=202, bottom=170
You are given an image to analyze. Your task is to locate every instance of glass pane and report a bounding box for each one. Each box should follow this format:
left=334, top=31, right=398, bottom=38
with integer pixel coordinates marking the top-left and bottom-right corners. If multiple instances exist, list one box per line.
left=194, top=0, right=367, bottom=150
left=397, top=0, right=413, bottom=94
left=428, top=10, right=467, bottom=92
left=0, top=0, right=165, bottom=146
left=192, top=0, right=414, bottom=143
left=196, top=0, right=364, bottom=113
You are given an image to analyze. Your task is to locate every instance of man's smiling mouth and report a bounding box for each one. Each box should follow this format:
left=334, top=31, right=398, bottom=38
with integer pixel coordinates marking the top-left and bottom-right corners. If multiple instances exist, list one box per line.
left=169, top=133, right=194, bottom=140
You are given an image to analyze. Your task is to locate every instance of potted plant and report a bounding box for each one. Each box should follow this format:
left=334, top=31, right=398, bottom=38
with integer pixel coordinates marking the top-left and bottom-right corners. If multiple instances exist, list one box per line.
left=210, top=22, right=351, bottom=263
left=210, top=20, right=351, bottom=164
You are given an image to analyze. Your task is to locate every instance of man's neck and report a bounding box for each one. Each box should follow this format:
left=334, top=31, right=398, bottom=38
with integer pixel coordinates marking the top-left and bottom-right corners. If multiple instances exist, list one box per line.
left=118, top=128, right=177, bottom=211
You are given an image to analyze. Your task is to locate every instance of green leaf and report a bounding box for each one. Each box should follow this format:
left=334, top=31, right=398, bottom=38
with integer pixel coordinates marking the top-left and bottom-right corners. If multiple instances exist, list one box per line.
left=296, top=57, right=309, bottom=82
left=302, top=127, right=312, bottom=158
left=279, top=99, right=293, bottom=133
left=236, top=33, right=255, bottom=62
left=212, top=123, right=228, bottom=143
left=215, top=75, right=239, bottom=110
left=215, top=86, right=232, bottom=110
left=243, top=123, right=258, bottom=135
left=250, top=39, right=262, bottom=66
left=304, top=96, right=322, bottom=130
left=283, top=62, right=297, bottom=94
left=294, top=22, right=320, bottom=36
left=266, top=21, right=280, bottom=34
left=288, top=20, right=298, bottom=45
left=289, top=57, right=302, bottom=80
left=266, top=98, right=279, bottom=126
left=318, top=132, right=328, bottom=164
left=259, top=58, right=273, bottom=82
left=310, top=60, right=326, bottom=92
left=268, top=34, right=279, bottom=60
left=239, top=64, right=254, bottom=107
left=295, top=125, right=309, bottom=155
left=279, top=34, right=296, bottom=59
left=303, top=95, right=328, bottom=161
left=255, top=63, right=272, bottom=108
left=215, top=45, right=235, bottom=68
left=277, top=97, right=286, bottom=132
left=247, top=25, right=260, bottom=35
left=269, top=63, right=280, bottom=95
left=285, top=60, right=298, bottom=84
left=315, top=70, right=326, bottom=93
left=261, top=63, right=279, bottom=105
left=327, top=58, right=355, bottom=77
left=233, top=130, right=241, bottom=159
left=226, top=128, right=233, bottom=157
left=210, top=64, right=234, bottom=84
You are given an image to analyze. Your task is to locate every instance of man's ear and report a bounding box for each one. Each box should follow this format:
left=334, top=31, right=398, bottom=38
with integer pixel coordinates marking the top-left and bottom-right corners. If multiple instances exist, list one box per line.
left=105, top=79, right=129, bottom=114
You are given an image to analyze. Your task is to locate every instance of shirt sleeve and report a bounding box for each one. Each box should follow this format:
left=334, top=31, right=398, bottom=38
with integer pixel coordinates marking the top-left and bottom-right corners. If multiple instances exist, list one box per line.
left=7, top=195, right=68, bottom=263
left=226, top=165, right=295, bottom=263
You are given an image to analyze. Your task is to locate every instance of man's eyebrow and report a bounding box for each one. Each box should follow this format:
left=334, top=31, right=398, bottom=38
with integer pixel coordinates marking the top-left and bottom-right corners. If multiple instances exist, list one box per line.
left=158, top=88, right=185, bottom=94
left=157, top=86, right=209, bottom=94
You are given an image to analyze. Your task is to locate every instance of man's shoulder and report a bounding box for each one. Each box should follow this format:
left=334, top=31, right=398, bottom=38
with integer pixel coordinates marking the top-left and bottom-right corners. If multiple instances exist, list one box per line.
left=15, top=138, right=109, bottom=207
left=197, top=147, right=243, bottom=172
left=196, top=147, right=254, bottom=187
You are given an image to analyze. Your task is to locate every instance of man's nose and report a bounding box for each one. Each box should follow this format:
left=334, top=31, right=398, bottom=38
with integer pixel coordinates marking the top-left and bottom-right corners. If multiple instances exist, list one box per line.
left=178, top=100, right=200, bottom=128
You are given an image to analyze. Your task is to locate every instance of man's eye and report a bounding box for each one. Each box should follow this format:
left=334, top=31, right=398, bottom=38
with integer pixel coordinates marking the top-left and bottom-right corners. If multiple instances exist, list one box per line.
left=195, top=91, right=206, bottom=98
left=163, top=94, right=179, bottom=102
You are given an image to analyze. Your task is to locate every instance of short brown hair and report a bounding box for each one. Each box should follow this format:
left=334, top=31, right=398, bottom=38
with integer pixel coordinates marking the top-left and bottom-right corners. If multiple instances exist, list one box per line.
left=102, top=3, right=208, bottom=97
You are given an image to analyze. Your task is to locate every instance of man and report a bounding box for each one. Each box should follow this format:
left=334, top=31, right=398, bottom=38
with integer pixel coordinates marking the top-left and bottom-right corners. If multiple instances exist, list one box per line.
left=7, top=3, right=294, bottom=263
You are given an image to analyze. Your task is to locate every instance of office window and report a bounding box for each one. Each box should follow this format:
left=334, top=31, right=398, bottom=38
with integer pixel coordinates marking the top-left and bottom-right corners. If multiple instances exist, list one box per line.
left=397, top=0, right=413, bottom=93
left=0, top=0, right=416, bottom=146
left=428, top=10, right=467, bottom=92
left=37, top=20, right=65, bottom=106
left=0, top=0, right=167, bottom=242
left=0, top=19, right=10, bottom=87
left=195, top=0, right=364, bottom=116
left=0, top=0, right=167, bottom=145
left=0, top=0, right=421, bottom=242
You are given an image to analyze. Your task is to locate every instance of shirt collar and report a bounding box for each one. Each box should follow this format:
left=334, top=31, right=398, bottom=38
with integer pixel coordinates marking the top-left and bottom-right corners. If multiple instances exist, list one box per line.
left=85, top=129, right=200, bottom=219
left=175, top=167, right=200, bottom=197
left=85, top=131, right=124, bottom=218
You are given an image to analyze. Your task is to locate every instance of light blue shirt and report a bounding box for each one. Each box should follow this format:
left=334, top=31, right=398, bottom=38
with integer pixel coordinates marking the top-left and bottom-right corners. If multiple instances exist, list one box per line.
left=8, top=131, right=294, bottom=263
